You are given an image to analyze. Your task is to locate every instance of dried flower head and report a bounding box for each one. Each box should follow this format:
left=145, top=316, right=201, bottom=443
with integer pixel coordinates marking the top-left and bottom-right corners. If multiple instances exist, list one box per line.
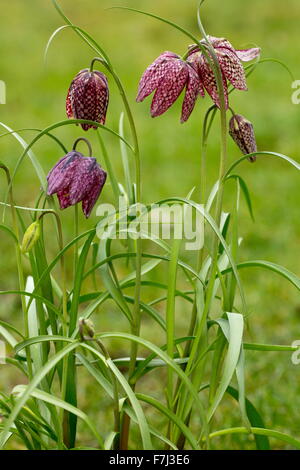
left=47, top=150, right=107, bottom=217
left=229, top=114, right=257, bottom=162
left=66, top=69, right=109, bottom=131
left=136, top=51, right=204, bottom=122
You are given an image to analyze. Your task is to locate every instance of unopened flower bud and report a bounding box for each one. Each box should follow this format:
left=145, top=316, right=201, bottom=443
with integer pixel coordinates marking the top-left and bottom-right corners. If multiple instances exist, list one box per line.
left=79, top=317, right=95, bottom=340
left=229, top=114, right=257, bottom=162
left=66, top=68, right=109, bottom=131
left=20, top=221, right=41, bottom=253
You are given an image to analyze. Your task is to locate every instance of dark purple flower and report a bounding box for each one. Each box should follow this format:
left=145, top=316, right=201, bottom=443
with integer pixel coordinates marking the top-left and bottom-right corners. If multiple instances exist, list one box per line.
left=136, top=51, right=204, bottom=122
left=229, top=114, right=257, bottom=162
left=66, top=69, right=109, bottom=131
left=187, top=36, right=260, bottom=109
left=47, top=151, right=107, bottom=217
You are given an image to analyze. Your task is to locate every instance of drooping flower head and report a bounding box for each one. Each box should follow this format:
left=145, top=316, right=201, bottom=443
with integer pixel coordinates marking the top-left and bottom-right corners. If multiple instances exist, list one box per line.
left=47, top=141, right=107, bottom=217
left=229, top=114, right=257, bottom=162
left=136, top=51, right=204, bottom=122
left=66, top=68, right=109, bottom=131
left=187, top=36, right=260, bottom=109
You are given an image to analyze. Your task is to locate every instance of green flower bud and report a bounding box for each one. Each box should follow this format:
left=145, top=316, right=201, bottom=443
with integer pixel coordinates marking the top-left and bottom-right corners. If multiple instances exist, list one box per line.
left=20, top=221, right=41, bottom=253
left=79, top=317, right=95, bottom=340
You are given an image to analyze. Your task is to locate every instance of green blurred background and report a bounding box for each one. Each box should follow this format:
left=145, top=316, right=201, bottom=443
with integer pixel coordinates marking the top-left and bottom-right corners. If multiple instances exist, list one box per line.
left=1, top=0, right=300, bottom=449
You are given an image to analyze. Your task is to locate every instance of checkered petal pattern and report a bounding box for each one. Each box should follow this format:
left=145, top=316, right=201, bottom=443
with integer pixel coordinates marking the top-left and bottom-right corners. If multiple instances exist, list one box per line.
left=137, top=51, right=204, bottom=122
left=136, top=51, right=204, bottom=123
left=229, top=114, right=257, bottom=162
left=136, top=52, right=180, bottom=102
left=187, top=36, right=260, bottom=108
left=181, top=63, right=204, bottom=123
left=47, top=151, right=107, bottom=217
left=66, top=69, right=109, bottom=131
left=150, top=60, right=188, bottom=117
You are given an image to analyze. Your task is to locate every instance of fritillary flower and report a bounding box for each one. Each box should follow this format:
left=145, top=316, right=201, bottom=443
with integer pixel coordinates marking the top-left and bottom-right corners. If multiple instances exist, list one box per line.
left=47, top=145, right=107, bottom=217
left=187, top=36, right=260, bottom=109
left=66, top=69, right=109, bottom=131
left=136, top=51, right=204, bottom=122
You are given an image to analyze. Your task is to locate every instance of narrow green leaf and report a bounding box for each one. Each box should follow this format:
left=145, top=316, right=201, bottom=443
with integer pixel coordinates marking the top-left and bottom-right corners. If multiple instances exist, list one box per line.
left=0, top=342, right=79, bottom=448
left=13, top=385, right=104, bottom=448
left=208, top=313, right=244, bottom=421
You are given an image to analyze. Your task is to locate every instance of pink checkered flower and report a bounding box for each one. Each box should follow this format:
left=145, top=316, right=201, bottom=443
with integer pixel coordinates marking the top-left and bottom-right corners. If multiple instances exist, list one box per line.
left=187, top=37, right=260, bottom=109
left=66, top=69, right=109, bottom=131
left=47, top=150, right=107, bottom=217
left=136, top=51, right=204, bottom=122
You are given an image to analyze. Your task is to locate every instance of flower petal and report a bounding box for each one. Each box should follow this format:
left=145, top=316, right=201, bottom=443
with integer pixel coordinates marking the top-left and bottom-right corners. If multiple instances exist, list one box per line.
left=136, top=52, right=180, bottom=102
left=235, top=47, right=260, bottom=62
left=68, top=157, right=95, bottom=204
left=56, top=188, right=72, bottom=210
left=66, top=88, right=73, bottom=119
left=68, top=69, right=109, bottom=131
left=47, top=152, right=81, bottom=195
left=181, top=64, right=203, bottom=123
left=92, top=71, right=109, bottom=126
left=187, top=52, right=206, bottom=97
left=207, top=36, right=235, bottom=52
left=216, top=47, right=247, bottom=90
left=82, top=167, right=107, bottom=218
left=199, top=56, right=229, bottom=109
left=150, top=61, right=188, bottom=117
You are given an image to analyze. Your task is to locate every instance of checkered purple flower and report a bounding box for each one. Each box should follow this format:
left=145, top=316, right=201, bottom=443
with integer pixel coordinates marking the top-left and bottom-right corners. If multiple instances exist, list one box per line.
left=47, top=151, right=107, bottom=217
left=187, top=36, right=260, bottom=109
left=66, top=69, right=109, bottom=131
left=136, top=51, right=204, bottom=122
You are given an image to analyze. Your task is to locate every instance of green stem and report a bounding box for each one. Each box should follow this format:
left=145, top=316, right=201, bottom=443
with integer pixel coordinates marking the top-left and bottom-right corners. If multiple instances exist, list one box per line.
left=195, top=2, right=228, bottom=369
left=0, top=163, right=33, bottom=378
left=166, top=239, right=181, bottom=407
left=38, top=210, right=68, bottom=444
left=175, top=10, right=229, bottom=448
left=74, top=204, right=79, bottom=274
left=182, top=105, right=217, bottom=361
left=95, top=338, right=120, bottom=449
left=91, top=56, right=142, bottom=450
left=96, top=129, right=120, bottom=203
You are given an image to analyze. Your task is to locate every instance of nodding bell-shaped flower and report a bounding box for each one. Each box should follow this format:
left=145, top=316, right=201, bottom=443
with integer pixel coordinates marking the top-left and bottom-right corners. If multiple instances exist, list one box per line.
left=66, top=68, right=109, bottom=131
left=136, top=51, right=204, bottom=123
left=47, top=138, right=107, bottom=217
left=187, top=37, right=260, bottom=109
left=229, top=114, right=257, bottom=162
